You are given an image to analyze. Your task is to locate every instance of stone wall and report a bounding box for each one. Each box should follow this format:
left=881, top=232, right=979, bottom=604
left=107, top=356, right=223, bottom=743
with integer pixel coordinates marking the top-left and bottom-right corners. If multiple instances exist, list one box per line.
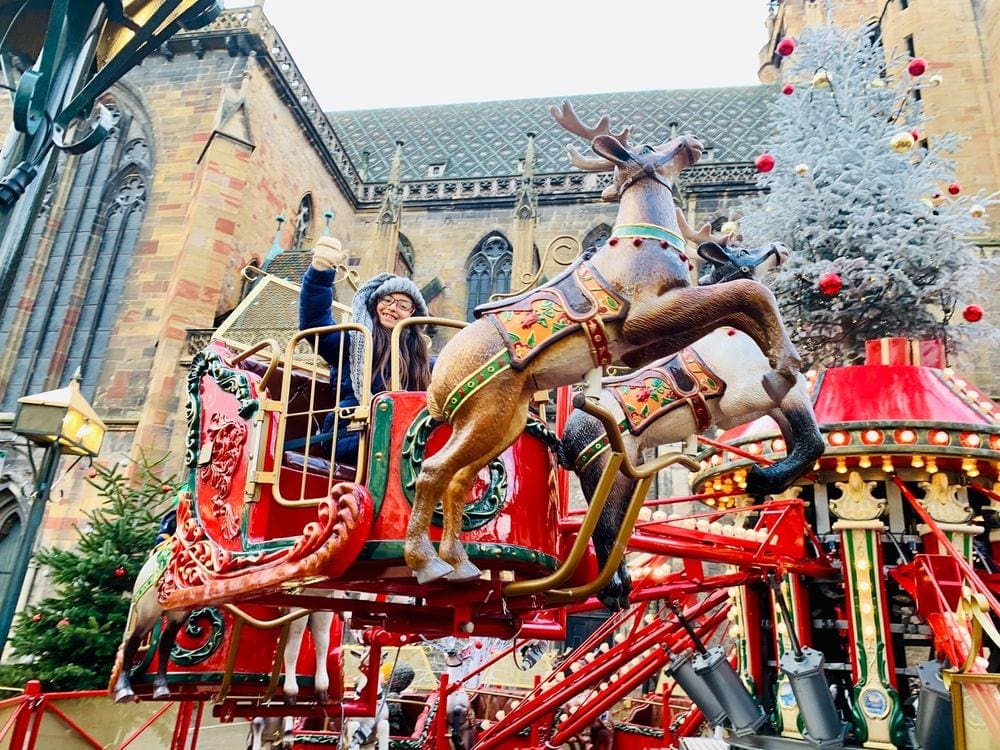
left=96, top=47, right=350, bottom=470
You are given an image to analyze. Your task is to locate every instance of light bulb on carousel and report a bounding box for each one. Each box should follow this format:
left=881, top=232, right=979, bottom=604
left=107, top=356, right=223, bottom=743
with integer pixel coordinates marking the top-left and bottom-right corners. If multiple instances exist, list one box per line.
left=962, top=458, right=980, bottom=478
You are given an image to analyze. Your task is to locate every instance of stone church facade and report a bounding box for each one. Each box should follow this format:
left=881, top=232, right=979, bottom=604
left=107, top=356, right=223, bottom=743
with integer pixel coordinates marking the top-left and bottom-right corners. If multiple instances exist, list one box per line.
left=0, top=1, right=995, bottom=615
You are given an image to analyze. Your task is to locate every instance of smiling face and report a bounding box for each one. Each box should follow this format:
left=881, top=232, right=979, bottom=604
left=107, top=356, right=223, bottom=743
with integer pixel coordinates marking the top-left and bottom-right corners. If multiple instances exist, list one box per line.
left=375, top=293, right=416, bottom=329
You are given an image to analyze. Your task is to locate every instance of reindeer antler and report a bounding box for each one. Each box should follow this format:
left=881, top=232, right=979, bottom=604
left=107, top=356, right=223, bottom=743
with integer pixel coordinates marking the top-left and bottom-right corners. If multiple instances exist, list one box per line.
left=551, top=100, right=632, bottom=172
left=549, top=100, right=630, bottom=143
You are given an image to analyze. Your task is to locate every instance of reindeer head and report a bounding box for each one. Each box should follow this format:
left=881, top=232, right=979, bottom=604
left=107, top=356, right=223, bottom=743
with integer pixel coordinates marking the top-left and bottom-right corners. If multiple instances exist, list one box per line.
left=697, top=241, right=789, bottom=285
left=550, top=100, right=704, bottom=201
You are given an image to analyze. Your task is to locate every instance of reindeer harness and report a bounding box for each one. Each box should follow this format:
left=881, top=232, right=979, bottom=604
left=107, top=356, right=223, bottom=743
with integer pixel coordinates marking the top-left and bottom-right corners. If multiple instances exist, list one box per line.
left=571, top=348, right=725, bottom=474
left=440, top=221, right=695, bottom=422
left=441, top=261, right=628, bottom=421
left=610, top=223, right=685, bottom=253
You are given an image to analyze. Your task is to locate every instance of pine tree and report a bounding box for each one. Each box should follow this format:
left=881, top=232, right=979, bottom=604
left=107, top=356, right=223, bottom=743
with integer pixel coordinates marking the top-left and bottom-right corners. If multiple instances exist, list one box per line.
left=735, top=18, right=999, bottom=369
left=0, top=457, right=176, bottom=691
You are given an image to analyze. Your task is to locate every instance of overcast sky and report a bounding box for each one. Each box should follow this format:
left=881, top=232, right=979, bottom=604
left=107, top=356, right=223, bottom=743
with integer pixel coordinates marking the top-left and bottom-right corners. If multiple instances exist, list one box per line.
left=237, top=1, right=772, bottom=111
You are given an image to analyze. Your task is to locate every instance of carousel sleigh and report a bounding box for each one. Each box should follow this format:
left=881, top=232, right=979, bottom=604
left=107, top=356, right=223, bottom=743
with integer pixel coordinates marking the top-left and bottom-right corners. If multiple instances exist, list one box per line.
left=159, top=328, right=596, bottom=638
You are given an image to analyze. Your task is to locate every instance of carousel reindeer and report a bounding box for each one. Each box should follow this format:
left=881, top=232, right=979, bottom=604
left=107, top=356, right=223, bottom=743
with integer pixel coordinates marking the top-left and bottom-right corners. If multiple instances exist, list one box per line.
left=109, top=543, right=186, bottom=702
left=247, top=716, right=292, bottom=750
left=558, top=242, right=825, bottom=610
left=444, top=647, right=476, bottom=750
left=405, top=100, right=802, bottom=583
left=281, top=609, right=335, bottom=704
left=111, top=536, right=335, bottom=707
left=245, top=610, right=335, bottom=748
left=423, top=638, right=478, bottom=750
left=344, top=643, right=390, bottom=750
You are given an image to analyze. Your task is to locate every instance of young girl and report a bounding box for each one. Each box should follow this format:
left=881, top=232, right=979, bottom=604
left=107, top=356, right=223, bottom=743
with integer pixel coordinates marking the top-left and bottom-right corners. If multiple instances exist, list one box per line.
left=299, top=236, right=431, bottom=462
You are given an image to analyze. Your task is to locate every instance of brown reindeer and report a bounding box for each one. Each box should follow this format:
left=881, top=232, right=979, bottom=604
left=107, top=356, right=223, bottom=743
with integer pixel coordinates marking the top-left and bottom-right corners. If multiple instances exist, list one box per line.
left=404, top=101, right=801, bottom=583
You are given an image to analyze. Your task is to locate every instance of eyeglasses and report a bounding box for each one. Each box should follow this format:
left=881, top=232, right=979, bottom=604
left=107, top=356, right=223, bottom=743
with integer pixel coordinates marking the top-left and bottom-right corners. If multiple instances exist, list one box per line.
left=377, top=295, right=415, bottom=313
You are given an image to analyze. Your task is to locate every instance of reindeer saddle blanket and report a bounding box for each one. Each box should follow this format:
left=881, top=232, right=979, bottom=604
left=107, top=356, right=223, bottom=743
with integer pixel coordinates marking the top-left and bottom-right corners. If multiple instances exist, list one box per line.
left=475, top=260, right=629, bottom=370
left=606, top=348, right=726, bottom=436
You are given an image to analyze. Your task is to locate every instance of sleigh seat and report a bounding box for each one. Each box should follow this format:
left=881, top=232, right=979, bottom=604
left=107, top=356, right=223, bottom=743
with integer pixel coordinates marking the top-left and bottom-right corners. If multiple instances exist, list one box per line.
left=283, top=444, right=357, bottom=482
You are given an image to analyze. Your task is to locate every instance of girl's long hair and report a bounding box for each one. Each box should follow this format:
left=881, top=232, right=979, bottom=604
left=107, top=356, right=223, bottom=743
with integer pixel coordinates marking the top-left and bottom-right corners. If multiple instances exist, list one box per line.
left=370, top=311, right=431, bottom=391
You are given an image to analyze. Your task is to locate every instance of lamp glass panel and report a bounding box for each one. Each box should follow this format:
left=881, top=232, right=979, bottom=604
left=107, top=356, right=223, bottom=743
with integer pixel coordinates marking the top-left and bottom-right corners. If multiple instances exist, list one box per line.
left=61, top=408, right=85, bottom=442
left=76, top=421, right=105, bottom=456
left=13, top=403, right=68, bottom=441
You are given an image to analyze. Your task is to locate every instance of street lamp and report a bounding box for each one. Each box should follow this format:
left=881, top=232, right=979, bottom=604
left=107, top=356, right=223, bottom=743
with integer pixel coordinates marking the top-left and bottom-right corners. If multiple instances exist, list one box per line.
left=0, top=376, right=106, bottom=646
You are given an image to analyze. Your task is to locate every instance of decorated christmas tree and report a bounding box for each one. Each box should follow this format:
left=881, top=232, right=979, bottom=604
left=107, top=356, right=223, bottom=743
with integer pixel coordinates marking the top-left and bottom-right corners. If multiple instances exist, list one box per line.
left=0, top=458, right=175, bottom=691
left=735, top=18, right=999, bottom=369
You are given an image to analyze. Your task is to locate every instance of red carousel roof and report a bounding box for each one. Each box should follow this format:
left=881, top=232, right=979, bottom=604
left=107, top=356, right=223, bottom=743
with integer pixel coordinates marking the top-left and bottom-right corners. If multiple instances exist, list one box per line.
left=722, top=363, right=997, bottom=443
left=694, top=357, right=1000, bottom=494
left=813, top=365, right=995, bottom=425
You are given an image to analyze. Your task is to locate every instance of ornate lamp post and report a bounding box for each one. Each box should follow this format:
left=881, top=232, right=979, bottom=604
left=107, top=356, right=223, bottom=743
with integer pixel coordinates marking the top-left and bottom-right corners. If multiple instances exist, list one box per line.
left=0, top=376, right=106, bottom=646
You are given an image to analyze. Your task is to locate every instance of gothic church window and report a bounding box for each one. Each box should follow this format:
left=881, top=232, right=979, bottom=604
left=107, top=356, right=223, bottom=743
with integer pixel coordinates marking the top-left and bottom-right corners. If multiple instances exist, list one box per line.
left=582, top=224, right=612, bottom=258
left=291, top=193, right=313, bottom=251
left=0, top=491, right=22, bottom=600
left=0, top=95, right=152, bottom=407
left=396, top=234, right=415, bottom=276
left=465, top=232, right=511, bottom=321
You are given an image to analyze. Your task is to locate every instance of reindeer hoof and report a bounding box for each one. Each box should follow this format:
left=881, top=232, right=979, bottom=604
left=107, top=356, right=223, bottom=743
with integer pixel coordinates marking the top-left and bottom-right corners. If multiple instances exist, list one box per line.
left=114, top=687, right=136, bottom=704
left=446, top=560, right=483, bottom=582
left=412, top=556, right=454, bottom=584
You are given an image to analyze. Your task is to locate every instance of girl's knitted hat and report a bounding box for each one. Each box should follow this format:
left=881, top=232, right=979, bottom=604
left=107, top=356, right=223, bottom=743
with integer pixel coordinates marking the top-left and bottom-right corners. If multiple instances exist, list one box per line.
left=349, top=273, right=428, bottom=400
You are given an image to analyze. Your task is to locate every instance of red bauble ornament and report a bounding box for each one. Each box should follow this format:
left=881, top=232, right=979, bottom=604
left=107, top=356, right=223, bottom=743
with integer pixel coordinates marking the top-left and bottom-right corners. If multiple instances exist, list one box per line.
left=948, top=182, right=961, bottom=195
left=114, top=566, right=126, bottom=577
left=56, top=618, right=70, bottom=629
left=87, top=468, right=98, bottom=479
left=161, top=484, right=172, bottom=493
left=782, top=83, right=794, bottom=95
left=31, top=614, right=41, bottom=623
left=818, top=272, right=843, bottom=296
left=474, top=640, right=483, bottom=649
left=776, top=38, right=796, bottom=56
left=754, top=153, right=775, bottom=173
left=963, top=304, right=984, bottom=323
left=910, top=129, right=920, bottom=141
left=907, top=57, right=927, bottom=76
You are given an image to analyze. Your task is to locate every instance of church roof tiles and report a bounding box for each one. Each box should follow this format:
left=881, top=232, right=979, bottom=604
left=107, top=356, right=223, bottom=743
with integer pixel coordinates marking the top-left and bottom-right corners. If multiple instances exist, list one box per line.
left=327, top=85, right=777, bottom=183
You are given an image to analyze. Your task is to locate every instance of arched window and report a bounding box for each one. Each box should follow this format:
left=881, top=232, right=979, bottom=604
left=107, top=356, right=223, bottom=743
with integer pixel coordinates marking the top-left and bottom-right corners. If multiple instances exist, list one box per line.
left=582, top=224, right=613, bottom=257
left=465, top=233, right=512, bottom=321
left=0, top=490, right=24, bottom=606
left=291, top=193, right=313, bottom=251
left=0, top=95, right=152, bottom=406
left=396, top=234, right=415, bottom=276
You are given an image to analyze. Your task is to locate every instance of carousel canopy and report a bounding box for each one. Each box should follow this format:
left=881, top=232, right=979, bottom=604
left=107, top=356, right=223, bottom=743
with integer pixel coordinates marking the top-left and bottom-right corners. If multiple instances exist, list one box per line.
left=693, top=341, right=999, bottom=495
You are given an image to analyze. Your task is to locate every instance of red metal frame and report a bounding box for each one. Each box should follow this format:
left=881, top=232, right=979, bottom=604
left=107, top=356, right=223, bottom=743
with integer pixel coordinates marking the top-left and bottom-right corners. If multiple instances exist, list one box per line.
left=0, top=682, right=207, bottom=750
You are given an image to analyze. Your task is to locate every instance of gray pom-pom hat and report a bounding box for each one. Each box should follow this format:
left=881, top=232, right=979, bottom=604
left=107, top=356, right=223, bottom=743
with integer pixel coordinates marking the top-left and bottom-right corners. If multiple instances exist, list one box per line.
left=349, top=273, right=428, bottom=400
